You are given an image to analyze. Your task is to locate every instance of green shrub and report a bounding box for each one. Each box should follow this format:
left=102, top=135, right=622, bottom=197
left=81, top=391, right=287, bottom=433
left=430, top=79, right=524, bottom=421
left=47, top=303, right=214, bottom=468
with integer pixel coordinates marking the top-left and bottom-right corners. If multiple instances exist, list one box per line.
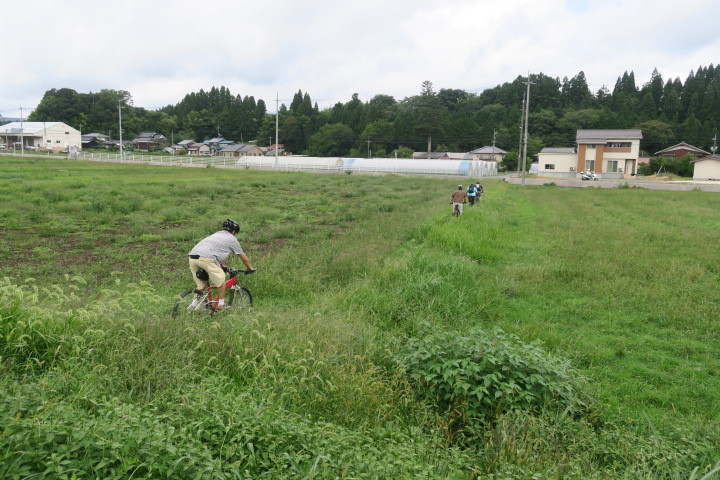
left=393, top=326, right=587, bottom=433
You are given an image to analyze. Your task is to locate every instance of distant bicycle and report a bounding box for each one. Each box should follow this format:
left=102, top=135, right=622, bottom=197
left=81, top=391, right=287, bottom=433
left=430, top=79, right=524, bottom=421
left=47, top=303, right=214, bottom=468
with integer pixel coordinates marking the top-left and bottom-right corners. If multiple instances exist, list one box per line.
left=173, top=266, right=254, bottom=317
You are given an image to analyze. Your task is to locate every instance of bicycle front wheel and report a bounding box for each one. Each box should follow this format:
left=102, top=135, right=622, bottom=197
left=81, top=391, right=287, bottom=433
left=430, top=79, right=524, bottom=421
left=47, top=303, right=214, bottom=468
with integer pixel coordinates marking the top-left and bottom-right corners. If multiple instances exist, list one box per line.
left=173, top=289, right=209, bottom=318
left=226, top=285, right=253, bottom=312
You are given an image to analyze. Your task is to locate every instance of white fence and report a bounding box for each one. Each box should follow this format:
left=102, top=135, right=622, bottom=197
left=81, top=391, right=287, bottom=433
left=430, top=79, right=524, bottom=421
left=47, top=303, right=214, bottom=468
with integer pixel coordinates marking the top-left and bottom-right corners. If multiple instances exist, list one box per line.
left=75, top=152, right=498, bottom=178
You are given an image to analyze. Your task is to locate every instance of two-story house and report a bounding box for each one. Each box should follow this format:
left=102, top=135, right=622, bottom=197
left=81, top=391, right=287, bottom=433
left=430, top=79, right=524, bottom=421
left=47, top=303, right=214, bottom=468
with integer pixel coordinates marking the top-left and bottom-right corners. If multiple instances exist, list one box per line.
left=537, top=129, right=643, bottom=178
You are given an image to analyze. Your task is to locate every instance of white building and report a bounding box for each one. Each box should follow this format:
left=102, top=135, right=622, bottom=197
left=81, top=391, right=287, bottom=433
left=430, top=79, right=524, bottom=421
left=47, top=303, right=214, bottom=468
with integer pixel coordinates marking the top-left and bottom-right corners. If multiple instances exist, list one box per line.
left=537, top=129, right=643, bottom=178
left=691, top=155, right=720, bottom=181
left=536, top=147, right=577, bottom=176
left=0, top=122, right=81, bottom=152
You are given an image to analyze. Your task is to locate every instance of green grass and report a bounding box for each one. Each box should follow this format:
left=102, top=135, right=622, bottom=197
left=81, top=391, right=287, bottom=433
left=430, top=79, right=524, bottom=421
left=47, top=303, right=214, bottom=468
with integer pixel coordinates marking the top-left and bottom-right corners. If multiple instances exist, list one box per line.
left=1, top=156, right=719, bottom=478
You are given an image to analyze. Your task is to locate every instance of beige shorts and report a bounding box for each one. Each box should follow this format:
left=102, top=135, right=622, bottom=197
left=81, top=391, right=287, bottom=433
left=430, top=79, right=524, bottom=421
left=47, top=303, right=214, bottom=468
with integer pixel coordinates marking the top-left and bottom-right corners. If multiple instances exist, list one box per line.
left=189, top=257, right=225, bottom=289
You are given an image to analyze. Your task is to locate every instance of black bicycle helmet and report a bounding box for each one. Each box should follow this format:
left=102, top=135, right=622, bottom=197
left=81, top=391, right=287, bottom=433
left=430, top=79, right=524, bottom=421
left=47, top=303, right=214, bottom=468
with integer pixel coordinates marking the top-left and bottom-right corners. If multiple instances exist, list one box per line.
left=223, top=218, right=240, bottom=233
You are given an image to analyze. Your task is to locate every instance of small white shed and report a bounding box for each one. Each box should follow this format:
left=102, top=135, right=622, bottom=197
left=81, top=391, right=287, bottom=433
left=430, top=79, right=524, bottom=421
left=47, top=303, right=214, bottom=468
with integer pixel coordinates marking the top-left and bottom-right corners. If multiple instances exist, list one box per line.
left=692, top=155, right=720, bottom=181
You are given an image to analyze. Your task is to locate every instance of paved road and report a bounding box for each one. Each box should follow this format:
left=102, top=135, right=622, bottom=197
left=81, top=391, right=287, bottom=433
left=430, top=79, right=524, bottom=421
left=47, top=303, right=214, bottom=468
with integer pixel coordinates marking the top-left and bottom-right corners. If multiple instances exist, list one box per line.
left=505, top=176, right=720, bottom=193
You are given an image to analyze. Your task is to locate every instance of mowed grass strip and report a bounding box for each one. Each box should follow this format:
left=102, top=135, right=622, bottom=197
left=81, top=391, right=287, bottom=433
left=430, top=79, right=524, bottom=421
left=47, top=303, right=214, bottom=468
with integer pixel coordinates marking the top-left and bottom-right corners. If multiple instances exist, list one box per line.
left=416, top=182, right=720, bottom=427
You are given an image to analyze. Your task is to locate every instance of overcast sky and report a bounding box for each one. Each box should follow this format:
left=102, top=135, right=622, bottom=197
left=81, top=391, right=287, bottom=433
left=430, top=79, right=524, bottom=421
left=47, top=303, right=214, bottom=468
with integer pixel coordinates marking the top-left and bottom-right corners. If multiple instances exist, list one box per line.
left=3, top=0, right=719, bottom=118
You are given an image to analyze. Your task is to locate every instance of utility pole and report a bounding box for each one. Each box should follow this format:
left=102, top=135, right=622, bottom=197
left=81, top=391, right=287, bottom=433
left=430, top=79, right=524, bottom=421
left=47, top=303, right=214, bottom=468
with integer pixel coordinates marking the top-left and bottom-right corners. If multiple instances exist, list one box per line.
left=275, top=93, right=279, bottom=169
left=521, top=75, right=532, bottom=186
left=118, top=102, right=123, bottom=157
left=19, top=106, right=24, bottom=155
left=517, top=92, right=525, bottom=178
left=366, top=139, right=371, bottom=158
left=427, top=136, right=431, bottom=160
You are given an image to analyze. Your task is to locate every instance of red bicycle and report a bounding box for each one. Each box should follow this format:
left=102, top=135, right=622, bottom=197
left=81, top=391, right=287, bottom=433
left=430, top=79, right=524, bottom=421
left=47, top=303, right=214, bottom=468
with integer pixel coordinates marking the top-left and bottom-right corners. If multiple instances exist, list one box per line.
left=173, top=266, right=254, bottom=317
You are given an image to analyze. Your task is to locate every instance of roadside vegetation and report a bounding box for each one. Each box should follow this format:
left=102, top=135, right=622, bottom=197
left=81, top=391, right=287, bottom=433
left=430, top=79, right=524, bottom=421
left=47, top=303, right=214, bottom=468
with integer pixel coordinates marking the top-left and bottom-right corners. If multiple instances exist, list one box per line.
left=1, top=156, right=719, bottom=479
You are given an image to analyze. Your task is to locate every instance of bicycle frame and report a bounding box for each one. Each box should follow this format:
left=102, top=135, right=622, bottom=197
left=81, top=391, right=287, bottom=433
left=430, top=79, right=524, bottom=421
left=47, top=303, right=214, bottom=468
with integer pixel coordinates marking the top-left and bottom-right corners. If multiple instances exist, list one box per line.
left=204, top=275, right=239, bottom=304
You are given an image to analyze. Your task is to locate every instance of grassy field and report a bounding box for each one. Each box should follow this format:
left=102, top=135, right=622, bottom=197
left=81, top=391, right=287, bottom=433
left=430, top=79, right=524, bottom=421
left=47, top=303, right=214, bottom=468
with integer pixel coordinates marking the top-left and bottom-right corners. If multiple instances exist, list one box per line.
left=1, top=156, right=719, bottom=479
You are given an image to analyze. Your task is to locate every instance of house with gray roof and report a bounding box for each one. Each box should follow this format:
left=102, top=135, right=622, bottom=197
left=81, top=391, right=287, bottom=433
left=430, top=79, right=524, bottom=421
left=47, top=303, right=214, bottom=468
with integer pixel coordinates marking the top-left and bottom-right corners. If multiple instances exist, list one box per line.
left=537, top=129, right=643, bottom=178
left=219, top=143, right=263, bottom=158
left=470, top=146, right=507, bottom=162
left=187, top=142, right=211, bottom=156
left=133, top=131, right=167, bottom=151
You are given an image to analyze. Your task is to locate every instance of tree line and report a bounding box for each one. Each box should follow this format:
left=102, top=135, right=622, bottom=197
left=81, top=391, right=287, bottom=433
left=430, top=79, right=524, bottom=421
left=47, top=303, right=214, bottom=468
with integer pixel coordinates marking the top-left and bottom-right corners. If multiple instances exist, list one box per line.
left=28, top=64, right=720, bottom=164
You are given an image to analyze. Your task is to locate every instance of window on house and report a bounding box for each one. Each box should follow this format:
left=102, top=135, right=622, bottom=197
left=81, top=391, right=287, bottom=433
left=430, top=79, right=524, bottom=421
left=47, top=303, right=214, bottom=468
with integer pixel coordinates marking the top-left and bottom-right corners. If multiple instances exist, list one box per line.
left=56, top=140, right=61, bottom=143
left=587, top=144, right=595, bottom=149
left=607, top=160, right=619, bottom=172
left=544, top=164, right=555, bottom=170
left=608, top=142, right=631, bottom=148
left=65, top=132, right=69, bottom=135
left=586, top=160, right=595, bottom=171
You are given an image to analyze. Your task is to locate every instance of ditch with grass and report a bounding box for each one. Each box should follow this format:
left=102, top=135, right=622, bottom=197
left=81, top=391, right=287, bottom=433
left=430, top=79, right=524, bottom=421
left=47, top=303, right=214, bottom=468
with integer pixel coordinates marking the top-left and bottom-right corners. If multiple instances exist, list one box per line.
left=1, top=156, right=719, bottom=479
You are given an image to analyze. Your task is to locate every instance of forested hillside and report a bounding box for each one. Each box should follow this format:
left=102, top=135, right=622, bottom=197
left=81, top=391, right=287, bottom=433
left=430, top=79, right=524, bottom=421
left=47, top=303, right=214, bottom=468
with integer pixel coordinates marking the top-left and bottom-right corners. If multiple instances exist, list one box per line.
left=27, top=65, right=720, bottom=160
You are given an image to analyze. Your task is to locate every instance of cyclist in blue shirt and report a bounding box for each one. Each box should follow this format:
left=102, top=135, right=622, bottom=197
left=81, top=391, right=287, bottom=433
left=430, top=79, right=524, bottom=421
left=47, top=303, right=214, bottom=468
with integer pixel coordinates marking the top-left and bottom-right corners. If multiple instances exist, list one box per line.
left=466, top=184, right=478, bottom=207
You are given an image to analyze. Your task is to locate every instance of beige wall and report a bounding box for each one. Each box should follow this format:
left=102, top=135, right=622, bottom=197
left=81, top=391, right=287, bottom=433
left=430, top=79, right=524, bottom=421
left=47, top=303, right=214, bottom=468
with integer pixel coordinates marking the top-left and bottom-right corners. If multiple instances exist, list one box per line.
left=537, top=152, right=577, bottom=174
left=33, top=124, right=81, bottom=151
left=693, top=159, right=720, bottom=180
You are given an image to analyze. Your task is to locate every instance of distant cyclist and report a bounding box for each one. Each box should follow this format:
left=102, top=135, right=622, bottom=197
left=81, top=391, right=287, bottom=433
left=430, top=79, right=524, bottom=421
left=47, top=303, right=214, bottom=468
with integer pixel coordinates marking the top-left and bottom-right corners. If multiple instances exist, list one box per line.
left=466, top=184, right=477, bottom=207
left=451, top=185, right=467, bottom=215
left=188, top=219, right=255, bottom=310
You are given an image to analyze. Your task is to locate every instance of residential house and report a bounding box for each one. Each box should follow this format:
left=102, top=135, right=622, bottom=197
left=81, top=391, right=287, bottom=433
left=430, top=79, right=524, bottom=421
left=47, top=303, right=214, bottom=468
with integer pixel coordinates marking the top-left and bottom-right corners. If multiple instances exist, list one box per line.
left=166, top=144, right=187, bottom=155
left=187, top=142, right=211, bottom=156
left=537, top=129, right=643, bottom=178
left=691, top=155, right=720, bottom=181
left=654, top=142, right=710, bottom=159
left=177, top=139, right=195, bottom=150
left=413, top=152, right=471, bottom=160
left=470, top=146, right=507, bottom=162
left=81, top=132, right=110, bottom=149
left=104, top=139, right=132, bottom=149
left=219, top=143, right=264, bottom=158
left=205, top=137, right=232, bottom=155
left=133, top=131, right=167, bottom=152
left=265, top=144, right=290, bottom=156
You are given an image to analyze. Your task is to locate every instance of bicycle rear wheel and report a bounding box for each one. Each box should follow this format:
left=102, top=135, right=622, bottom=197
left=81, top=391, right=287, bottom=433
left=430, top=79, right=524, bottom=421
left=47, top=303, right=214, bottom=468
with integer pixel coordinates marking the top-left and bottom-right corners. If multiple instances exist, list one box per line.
left=173, top=289, right=209, bottom=317
left=226, top=285, right=253, bottom=312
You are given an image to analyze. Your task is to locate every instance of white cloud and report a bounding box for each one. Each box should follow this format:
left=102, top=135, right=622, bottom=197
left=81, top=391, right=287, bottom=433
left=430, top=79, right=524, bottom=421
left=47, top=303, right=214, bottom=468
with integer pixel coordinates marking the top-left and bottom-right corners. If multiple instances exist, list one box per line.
left=2, top=0, right=719, bottom=118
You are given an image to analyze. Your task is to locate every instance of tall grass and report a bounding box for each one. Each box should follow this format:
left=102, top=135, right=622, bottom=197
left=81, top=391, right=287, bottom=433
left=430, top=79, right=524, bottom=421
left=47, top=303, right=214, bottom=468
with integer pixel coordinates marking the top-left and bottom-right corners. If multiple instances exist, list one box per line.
left=1, top=157, right=719, bottom=478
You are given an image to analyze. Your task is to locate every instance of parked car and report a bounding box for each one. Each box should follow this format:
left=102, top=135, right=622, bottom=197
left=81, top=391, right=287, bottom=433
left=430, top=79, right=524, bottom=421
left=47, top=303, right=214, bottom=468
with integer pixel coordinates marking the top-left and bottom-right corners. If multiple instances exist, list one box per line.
left=0, top=143, right=7, bottom=149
